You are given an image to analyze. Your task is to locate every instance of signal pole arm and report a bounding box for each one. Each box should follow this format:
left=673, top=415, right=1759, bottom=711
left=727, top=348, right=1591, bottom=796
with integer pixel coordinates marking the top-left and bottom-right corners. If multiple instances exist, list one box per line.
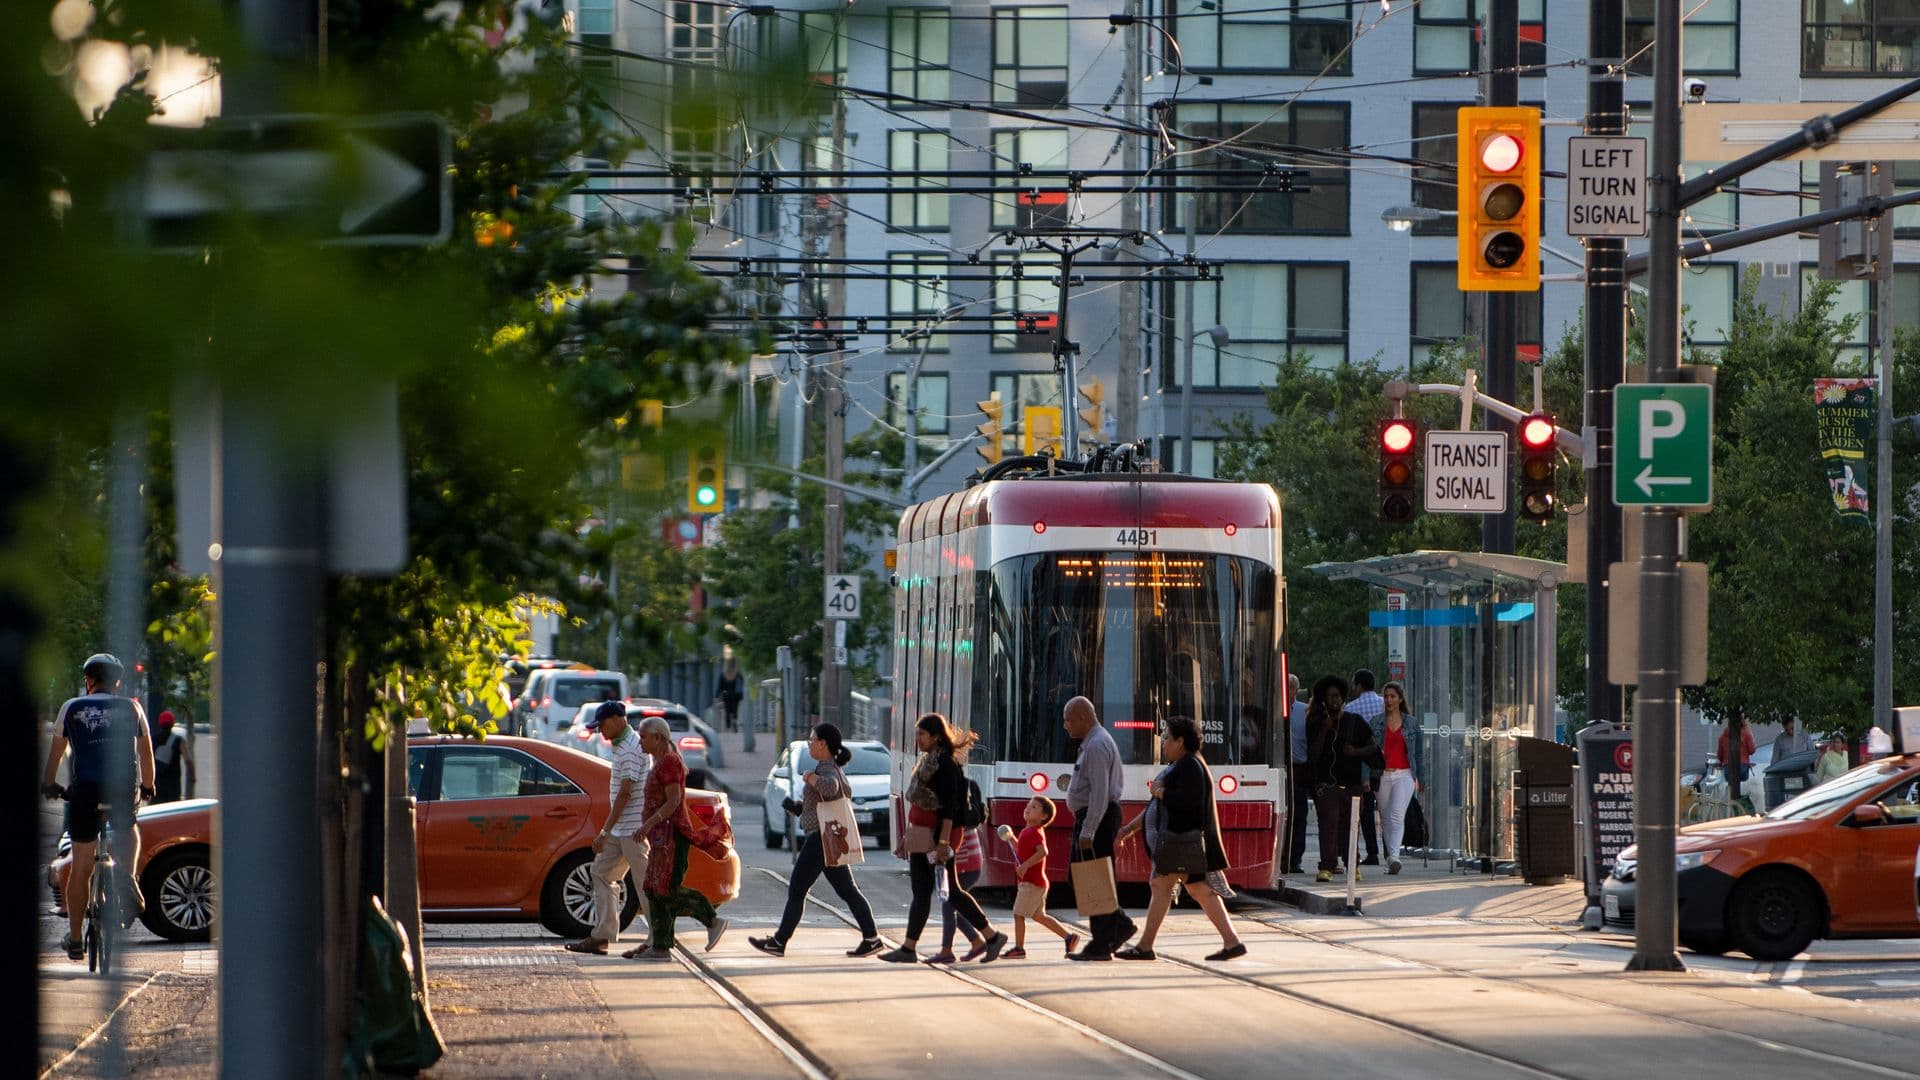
left=1385, top=377, right=1586, bottom=456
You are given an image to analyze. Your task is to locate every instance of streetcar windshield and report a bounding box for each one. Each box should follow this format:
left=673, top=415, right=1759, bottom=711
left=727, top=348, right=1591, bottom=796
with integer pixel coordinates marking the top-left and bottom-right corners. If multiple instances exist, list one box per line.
left=984, top=551, right=1279, bottom=766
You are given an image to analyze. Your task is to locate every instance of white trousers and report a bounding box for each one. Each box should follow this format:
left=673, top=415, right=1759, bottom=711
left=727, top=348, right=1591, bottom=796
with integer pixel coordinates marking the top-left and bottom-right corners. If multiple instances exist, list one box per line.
left=1378, top=769, right=1417, bottom=858
left=590, top=834, right=651, bottom=942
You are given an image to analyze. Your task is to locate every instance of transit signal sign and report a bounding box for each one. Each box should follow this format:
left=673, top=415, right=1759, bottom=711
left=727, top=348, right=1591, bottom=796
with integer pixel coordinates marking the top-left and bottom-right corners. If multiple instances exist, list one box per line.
left=1614, top=384, right=1713, bottom=508
left=1424, top=430, right=1508, bottom=514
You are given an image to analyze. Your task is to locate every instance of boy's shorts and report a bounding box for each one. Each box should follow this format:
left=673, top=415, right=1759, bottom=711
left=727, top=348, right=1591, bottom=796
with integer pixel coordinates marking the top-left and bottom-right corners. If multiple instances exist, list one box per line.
left=1013, top=881, right=1047, bottom=918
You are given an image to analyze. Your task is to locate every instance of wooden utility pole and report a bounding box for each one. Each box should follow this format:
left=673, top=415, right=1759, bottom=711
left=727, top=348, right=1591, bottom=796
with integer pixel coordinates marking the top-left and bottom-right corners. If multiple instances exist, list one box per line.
left=819, top=93, right=848, bottom=728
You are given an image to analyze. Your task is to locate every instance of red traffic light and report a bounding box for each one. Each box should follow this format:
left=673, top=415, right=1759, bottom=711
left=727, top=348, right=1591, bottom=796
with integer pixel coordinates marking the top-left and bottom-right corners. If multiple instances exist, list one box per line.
left=1381, top=418, right=1415, bottom=454
left=1519, top=415, right=1556, bottom=449
left=1480, top=133, right=1523, bottom=173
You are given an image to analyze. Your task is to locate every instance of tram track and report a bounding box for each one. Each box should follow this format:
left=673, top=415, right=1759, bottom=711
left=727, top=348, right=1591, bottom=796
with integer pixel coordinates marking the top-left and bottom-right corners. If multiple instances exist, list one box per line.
left=1223, top=897, right=1918, bottom=1080
left=751, top=866, right=1573, bottom=1080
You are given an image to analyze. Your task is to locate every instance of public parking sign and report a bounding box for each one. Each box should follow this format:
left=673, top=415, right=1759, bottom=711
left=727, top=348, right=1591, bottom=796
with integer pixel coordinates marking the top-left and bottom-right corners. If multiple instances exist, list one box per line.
left=1425, top=431, right=1509, bottom=514
left=1614, top=384, right=1713, bottom=507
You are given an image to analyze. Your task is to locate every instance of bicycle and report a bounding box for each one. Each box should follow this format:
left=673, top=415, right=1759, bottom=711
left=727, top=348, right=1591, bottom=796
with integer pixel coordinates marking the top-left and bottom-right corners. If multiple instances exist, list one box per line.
left=84, top=808, right=118, bottom=974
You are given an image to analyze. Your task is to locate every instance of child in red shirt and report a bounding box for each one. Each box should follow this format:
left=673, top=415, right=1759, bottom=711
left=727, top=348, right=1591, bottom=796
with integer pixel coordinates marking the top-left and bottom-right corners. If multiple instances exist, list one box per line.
left=997, top=796, right=1078, bottom=959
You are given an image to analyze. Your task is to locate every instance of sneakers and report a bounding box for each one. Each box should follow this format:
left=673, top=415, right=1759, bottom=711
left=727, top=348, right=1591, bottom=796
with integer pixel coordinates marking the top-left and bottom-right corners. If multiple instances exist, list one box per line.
left=1206, top=942, right=1248, bottom=962
left=1361, top=856, right=1380, bottom=866
left=1315, top=869, right=1334, bottom=883
left=981, top=931, right=1009, bottom=963
left=1067, top=948, right=1112, bottom=962
left=1001, top=947, right=1028, bottom=960
left=748, top=935, right=786, bottom=957
left=1062, top=933, right=1080, bottom=957
left=564, top=938, right=609, bottom=955
left=1388, top=857, right=1403, bottom=875
left=960, top=937, right=990, bottom=963
left=877, top=946, right=919, bottom=964
left=706, top=916, right=729, bottom=952
left=847, top=937, right=887, bottom=958
left=62, top=935, right=84, bottom=961
left=923, top=950, right=958, bottom=964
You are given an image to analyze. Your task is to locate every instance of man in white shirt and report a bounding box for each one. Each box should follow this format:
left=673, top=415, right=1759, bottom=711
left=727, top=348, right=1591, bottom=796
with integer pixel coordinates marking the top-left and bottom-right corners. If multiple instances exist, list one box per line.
left=566, top=701, right=652, bottom=954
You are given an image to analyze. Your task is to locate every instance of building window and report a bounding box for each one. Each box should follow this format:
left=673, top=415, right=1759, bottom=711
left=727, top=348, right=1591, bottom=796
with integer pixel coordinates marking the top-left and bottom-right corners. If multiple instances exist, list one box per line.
left=1800, top=264, right=1920, bottom=365
left=993, top=6, right=1070, bottom=108
left=1166, top=263, right=1347, bottom=388
left=890, top=131, right=951, bottom=231
left=1805, top=0, right=1920, bottom=75
left=890, top=11, right=951, bottom=101
left=1414, top=0, right=1545, bottom=75
left=1170, top=438, right=1220, bottom=478
left=889, top=253, right=951, bottom=351
left=799, top=11, right=847, bottom=82
left=576, top=0, right=617, bottom=116
left=666, top=1, right=730, bottom=174
left=1630, top=109, right=1735, bottom=234
left=992, top=128, right=1072, bottom=230
left=1680, top=264, right=1737, bottom=353
left=1173, top=104, right=1350, bottom=235
left=888, top=371, right=952, bottom=437
left=1170, top=0, right=1353, bottom=74
left=992, top=252, right=1061, bottom=352
left=1410, top=263, right=1542, bottom=366
left=990, top=373, right=1064, bottom=457
left=1410, top=103, right=1473, bottom=236
left=1625, top=0, right=1738, bottom=75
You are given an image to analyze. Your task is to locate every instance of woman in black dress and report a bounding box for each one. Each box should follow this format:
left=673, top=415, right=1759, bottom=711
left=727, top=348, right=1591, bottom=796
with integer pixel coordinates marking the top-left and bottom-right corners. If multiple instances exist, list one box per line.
left=1115, top=716, right=1246, bottom=962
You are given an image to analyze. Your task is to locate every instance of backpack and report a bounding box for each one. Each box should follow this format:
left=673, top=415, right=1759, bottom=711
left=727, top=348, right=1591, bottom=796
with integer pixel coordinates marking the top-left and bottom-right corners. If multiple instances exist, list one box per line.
left=960, top=776, right=986, bottom=828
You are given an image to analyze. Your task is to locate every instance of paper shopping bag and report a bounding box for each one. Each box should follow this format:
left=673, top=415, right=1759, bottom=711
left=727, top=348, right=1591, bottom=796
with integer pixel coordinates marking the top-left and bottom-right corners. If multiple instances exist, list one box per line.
left=1070, top=856, right=1120, bottom=916
left=817, top=797, right=865, bottom=867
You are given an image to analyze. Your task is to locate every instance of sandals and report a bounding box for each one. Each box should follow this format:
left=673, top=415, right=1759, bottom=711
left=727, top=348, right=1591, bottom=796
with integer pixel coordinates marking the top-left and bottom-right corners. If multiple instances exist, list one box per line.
left=62, top=935, right=84, bottom=961
left=1114, top=945, right=1156, bottom=961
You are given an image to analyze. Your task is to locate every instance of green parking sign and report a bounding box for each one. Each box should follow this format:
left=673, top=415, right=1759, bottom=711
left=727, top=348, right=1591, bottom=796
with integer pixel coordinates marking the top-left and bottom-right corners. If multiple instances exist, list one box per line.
left=1614, top=384, right=1713, bottom=508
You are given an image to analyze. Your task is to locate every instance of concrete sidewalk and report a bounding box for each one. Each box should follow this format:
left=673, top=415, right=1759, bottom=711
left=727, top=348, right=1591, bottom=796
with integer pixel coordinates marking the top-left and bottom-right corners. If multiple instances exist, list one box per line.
left=1274, top=857, right=1587, bottom=923
left=706, top=727, right=780, bottom=807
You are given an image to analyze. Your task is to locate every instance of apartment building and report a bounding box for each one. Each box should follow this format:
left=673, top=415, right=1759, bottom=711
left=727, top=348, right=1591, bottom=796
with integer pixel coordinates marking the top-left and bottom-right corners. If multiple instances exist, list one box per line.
left=582, top=0, right=1920, bottom=497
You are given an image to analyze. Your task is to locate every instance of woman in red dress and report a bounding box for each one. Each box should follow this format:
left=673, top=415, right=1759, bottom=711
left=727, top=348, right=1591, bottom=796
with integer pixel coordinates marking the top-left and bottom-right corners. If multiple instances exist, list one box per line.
left=623, top=717, right=728, bottom=959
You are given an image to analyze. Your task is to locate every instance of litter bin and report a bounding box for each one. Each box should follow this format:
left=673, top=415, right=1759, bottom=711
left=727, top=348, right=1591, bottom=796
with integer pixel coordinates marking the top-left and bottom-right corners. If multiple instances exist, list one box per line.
left=1763, top=749, right=1821, bottom=810
left=1513, top=737, right=1576, bottom=885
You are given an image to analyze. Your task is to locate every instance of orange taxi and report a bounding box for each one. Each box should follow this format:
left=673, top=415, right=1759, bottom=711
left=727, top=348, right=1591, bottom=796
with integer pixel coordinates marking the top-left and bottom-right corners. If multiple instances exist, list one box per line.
left=1604, top=752, right=1920, bottom=960
left=49, top=734, right=740, bottom=942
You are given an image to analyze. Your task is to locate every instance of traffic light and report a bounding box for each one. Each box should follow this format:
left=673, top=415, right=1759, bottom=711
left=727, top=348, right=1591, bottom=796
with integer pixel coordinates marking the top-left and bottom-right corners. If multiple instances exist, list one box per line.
left=1518, top=414, right=1557, bottom=522
left=1025, top=405, right=1064, bottom=457
left=1456, top=106, right=1541, bottom=292
left=1379, top=417, right=1418, bottom=523
left=688, top=439, right=724, bottom=514
left=976, top=394, right=1004, bottom=464
left=1078, top=379, right=1106, bottom=442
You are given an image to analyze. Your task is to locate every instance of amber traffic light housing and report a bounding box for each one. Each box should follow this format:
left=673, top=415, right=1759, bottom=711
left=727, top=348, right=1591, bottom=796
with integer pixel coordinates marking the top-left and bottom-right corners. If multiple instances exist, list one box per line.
left=1518, top=413, right=1557, bottom=522
left=1379, top=417, right=1418, bottom=523
left=688, top=439, right=724, bottom=514
left=1457, top=106, right=1541, bottom=292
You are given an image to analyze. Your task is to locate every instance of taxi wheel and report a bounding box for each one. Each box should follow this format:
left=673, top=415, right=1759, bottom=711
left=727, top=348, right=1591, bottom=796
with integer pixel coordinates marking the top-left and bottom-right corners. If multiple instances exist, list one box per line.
left=541, top=851, right=642, bottom=939
left=139, top=849, right=215, bottom=943
left=1728, top=869, right=1822, bottom=962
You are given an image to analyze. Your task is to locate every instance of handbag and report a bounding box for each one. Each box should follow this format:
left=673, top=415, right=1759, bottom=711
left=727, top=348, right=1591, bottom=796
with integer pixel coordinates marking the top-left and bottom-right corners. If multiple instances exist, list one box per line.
left=1403, top=793, right=1430, bottom=850
left=1153, top=828, right=1208, bottom=876
left=903, top=804, right=938, bottom=854
left=817, top=797, right=865, bottom=867
left=1070, top=855, right=1120, bottom=916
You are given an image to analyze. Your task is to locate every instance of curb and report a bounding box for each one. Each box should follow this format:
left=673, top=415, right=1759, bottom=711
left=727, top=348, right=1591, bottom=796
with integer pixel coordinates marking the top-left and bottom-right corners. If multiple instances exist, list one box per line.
left=712, top=774, right=763, bottom=807
left=1276, top=882, right=1365, bottom=916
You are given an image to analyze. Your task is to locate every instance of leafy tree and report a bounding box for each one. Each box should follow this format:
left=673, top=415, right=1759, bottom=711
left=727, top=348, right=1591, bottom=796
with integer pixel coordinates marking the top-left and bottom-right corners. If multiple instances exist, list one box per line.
left=1681, top=275, right=1920, bottom=742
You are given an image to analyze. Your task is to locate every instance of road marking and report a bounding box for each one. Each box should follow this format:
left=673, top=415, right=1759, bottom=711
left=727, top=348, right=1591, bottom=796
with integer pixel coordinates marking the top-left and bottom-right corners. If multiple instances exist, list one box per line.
left=1871, top=978, right=1920, bottom=988
left=754, top=867, right=1207, bottom=1080
left=670, top=947, right=832, bottom=1080
left=1782, top=960, right=1806, bottom=985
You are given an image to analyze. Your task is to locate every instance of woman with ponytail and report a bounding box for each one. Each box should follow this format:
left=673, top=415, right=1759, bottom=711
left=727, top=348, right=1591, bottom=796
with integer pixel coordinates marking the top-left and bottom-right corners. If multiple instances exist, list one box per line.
left=750, top=723, right=885, bottom=957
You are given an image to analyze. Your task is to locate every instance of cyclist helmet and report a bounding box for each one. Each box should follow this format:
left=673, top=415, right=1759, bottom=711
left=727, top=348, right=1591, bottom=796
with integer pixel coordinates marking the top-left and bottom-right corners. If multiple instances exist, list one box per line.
left=82, top=653, right=125, bottom=689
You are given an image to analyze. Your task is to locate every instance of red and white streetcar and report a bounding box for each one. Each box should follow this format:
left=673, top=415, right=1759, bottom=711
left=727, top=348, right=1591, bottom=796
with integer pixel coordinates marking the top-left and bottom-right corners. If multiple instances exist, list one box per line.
left=889, top=467, right=1288, bottom=889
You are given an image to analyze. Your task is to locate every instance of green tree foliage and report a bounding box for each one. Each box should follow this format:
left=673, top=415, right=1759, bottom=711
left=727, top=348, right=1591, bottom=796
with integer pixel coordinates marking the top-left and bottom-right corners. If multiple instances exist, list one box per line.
left=1217, top=341, right=1585, bottom=703
left=1681, top=275, right=1920, bottom=741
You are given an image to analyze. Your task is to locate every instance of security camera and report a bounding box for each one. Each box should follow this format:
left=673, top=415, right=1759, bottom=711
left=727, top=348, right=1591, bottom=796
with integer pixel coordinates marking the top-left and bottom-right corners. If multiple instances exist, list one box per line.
left=1683, top=78, right=1708, bottom=102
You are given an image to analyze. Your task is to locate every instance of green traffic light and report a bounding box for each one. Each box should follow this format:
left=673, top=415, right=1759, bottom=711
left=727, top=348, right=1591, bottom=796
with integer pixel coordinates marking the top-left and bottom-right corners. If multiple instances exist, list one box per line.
left=695, top=486, right=719, bottom=507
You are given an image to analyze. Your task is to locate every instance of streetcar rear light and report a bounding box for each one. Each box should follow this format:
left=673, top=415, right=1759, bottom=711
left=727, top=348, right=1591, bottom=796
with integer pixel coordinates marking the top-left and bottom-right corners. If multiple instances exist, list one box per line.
left=1028, top=772, right=1048, bottom=792
left=679, top=735, right=707, bottom=752
left=1219, top=774, right=1240, bottom=795
left=1033, top=521, right=1047, bottom=534
left=1224, top=523, right=1237, bottom=536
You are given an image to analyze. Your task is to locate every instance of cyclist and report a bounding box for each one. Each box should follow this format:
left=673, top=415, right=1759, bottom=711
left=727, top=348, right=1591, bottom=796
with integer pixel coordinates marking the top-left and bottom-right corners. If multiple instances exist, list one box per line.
left=41, top=653, right=156, bottom=961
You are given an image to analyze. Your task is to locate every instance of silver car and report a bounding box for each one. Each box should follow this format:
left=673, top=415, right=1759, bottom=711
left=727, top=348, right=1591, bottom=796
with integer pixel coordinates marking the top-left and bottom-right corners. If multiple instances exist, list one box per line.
left=761, top=740, right=892, bottom=850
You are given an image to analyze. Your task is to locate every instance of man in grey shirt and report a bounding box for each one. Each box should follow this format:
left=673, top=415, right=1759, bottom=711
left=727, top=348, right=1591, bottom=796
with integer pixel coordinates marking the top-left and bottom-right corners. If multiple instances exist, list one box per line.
left=1062, top=696, right=1137, bottom=960
left=1771, top=716, right=1814, bottom=761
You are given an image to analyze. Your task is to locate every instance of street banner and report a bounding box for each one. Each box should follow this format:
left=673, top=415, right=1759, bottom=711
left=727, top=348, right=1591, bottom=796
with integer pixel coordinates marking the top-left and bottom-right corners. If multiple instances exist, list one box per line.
left=1814, top=378, right=1876, bottom=524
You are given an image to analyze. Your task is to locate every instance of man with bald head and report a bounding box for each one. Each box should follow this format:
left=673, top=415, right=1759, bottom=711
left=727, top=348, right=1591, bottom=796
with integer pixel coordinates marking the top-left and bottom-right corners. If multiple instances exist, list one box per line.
left=1062, top=696, right=1136, bottom=960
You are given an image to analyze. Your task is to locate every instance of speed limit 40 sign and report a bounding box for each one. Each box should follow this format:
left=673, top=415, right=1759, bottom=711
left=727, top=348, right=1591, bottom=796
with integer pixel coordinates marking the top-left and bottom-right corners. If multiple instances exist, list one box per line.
left=824, top=574, right=861, bottom=620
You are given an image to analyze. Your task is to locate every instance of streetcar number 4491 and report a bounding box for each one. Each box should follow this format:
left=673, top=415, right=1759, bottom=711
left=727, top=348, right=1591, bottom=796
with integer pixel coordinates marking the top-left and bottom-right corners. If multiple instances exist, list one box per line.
left=1116, top=529, right=1158, bottom=546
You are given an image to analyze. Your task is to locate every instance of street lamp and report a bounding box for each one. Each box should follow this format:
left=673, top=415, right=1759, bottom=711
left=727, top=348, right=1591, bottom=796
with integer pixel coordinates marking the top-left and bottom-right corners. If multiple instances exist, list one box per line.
left=1380, top=205, right=1454, bottom=231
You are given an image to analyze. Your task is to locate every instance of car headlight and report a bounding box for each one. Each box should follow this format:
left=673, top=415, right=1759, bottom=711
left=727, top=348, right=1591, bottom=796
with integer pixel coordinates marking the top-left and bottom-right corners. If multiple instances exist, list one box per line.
left=1611, top=857, right=1635, bottom=881
left=1674, top=849, right=1721, bottom=872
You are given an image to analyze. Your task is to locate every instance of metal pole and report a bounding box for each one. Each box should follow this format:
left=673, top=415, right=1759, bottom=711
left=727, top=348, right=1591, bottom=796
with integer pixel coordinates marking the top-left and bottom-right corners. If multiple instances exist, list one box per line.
left=1116, top=0, right=1143, bottom=442
left=1481, top=0, right=1518, bottom=556
left=820, top=94, right=848, bottom=728
left=1180, top=199, right=1197, bottom=471
left=1875, top=248, right=1895, bottom=734
left=1585, top=0, right=1628, bottom=730
left=103, top=412, right=146, bottom=1078
left=1059, top=246, right=1082, bottom=458
left=1628, top=0, right=1686, bottom=973
left=903, top=334, right=932, bottom=478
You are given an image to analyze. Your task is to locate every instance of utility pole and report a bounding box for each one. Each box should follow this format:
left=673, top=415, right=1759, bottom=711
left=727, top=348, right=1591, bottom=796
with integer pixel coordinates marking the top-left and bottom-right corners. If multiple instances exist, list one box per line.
left=1180, top=199, right=1198, bottom=471
left=1480, top=0, right=1519, bottom=556
left=1628, top=0, right=1686, bottom=973
left=1115, top=0, right=1143, bottom=442
left=1874, top=208, right=1895, bottom=737
left=819, top=93, right=848, bottom=729
left=1585, top=0, right=1627, bottom=729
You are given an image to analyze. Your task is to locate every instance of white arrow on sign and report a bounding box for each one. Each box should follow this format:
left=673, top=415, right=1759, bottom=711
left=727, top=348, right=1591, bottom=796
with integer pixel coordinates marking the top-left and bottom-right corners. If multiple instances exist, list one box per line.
left=146, top=137, right=428, bottom=235
left=1632, top=464, right=1692, bottom=497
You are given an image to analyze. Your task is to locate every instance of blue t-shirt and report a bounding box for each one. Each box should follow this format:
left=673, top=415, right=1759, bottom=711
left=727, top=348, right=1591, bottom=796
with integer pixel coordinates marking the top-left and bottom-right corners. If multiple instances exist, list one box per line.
left=58, top=694, right=142, bottom=785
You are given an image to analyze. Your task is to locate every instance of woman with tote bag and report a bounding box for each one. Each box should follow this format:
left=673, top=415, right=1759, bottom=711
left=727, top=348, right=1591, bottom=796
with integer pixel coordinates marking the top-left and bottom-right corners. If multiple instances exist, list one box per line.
left=1115, top=716, right=1246, bottom=962
left=749, top=723, right=885, bottom=958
